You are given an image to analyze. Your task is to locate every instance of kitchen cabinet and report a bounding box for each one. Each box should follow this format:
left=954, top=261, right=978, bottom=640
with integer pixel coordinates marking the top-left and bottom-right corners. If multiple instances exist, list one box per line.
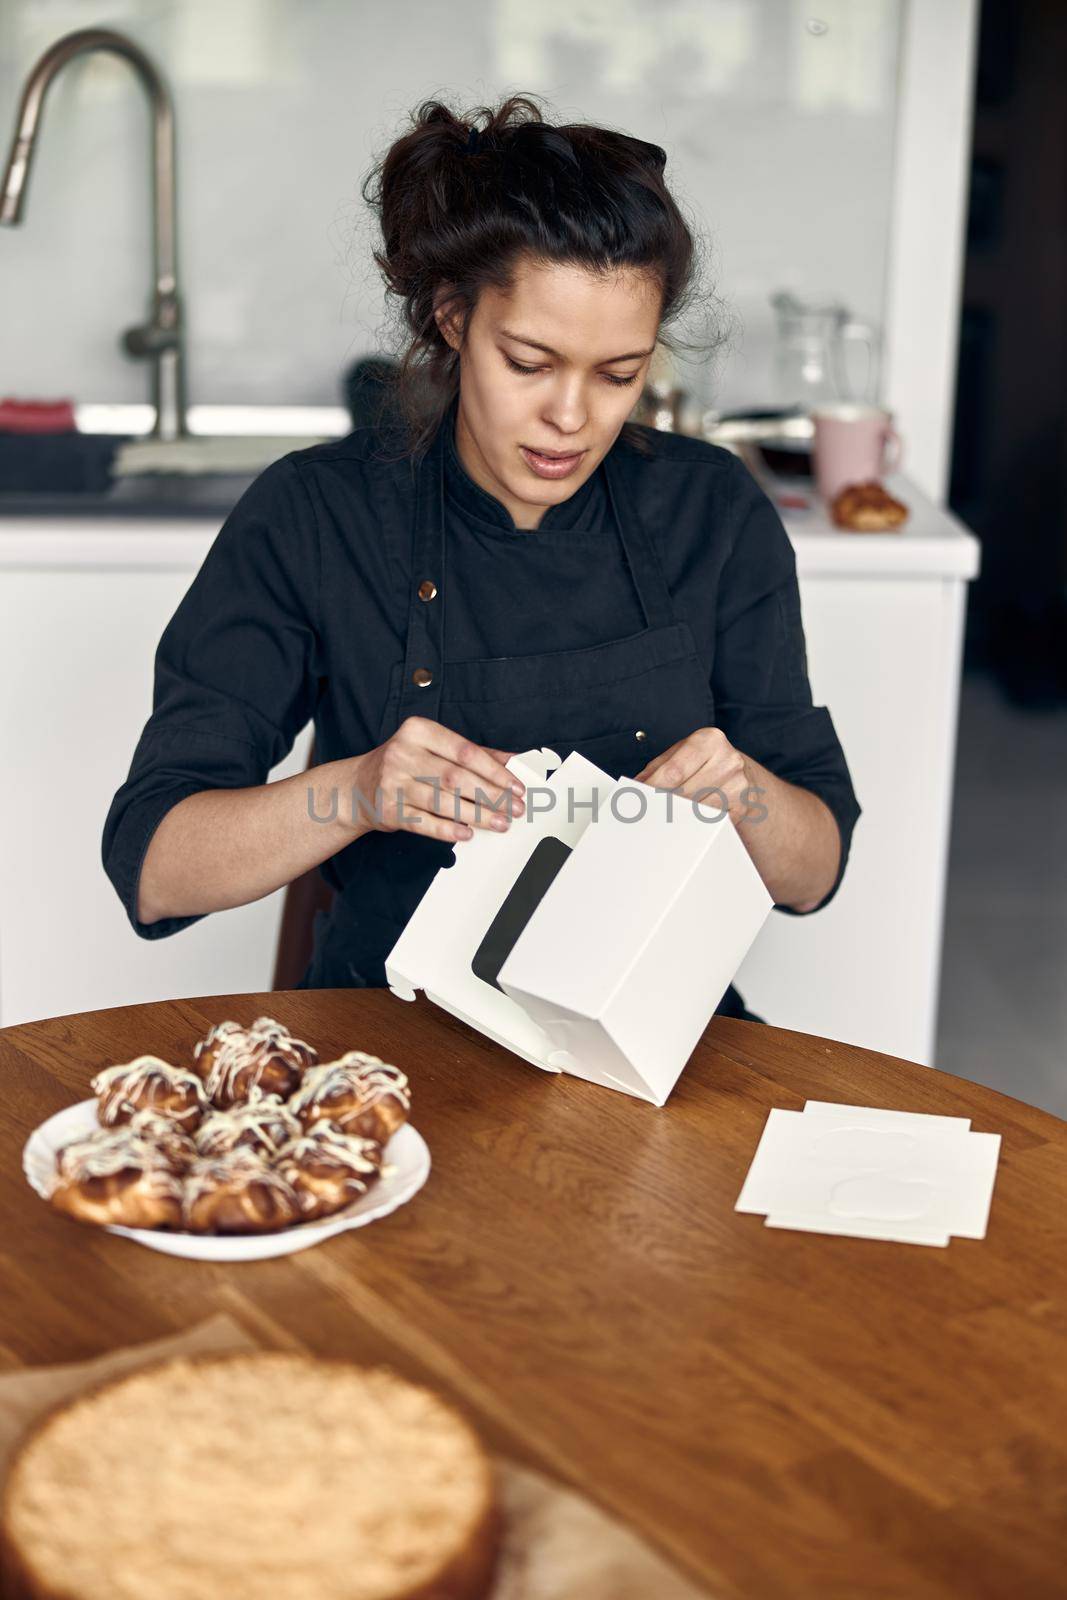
left=0, top=473, right=978, bottom=1064
left=734, top=474, right=979, bottom=1064
left=0, top=522, right=314, bottom=1031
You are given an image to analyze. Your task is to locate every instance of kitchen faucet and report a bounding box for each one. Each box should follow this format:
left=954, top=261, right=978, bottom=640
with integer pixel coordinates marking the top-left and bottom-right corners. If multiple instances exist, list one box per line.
left=0, top=27, right=187, bottom=441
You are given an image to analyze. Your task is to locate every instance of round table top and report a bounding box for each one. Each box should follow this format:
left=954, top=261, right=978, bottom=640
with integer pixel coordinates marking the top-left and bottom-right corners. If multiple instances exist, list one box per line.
left=3, top=990, right=1066, bottom=1599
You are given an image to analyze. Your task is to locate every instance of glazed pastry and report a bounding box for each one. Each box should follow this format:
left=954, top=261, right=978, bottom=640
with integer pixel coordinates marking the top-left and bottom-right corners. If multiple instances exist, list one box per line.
left=91, top=1056, right=207, bottom=1134
left=193, top=1093, right=301, bottom=1159
left=126, top=1109, right=199, bottom=1172
left=273, top=1122, right=384, bottom=1221
left=48, top=1127, right=184, bottom=1230
left=192, top=1017, right=317, bottom=1108
left=181, top=1150, right=302, bottom=1235
left=289, top=1053, right=411, bottom=1144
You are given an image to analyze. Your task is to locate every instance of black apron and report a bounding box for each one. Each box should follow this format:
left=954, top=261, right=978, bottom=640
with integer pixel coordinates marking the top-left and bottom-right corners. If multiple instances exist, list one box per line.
left=298, top=414, right=764, bottom=1023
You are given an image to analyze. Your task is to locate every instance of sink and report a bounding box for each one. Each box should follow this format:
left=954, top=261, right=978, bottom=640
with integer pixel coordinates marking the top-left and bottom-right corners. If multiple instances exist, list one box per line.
left=112, top=433, right=334, bottom=477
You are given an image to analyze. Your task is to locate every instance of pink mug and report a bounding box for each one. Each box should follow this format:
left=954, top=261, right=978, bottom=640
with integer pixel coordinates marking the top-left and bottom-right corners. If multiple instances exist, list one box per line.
left=812, top=403, right=902, bottom=503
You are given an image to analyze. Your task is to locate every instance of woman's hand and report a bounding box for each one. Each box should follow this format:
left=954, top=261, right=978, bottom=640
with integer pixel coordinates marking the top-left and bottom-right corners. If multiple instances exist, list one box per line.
left=351, top=716, right=526, bottom=844
left=633, top=726, right=762, bottom=825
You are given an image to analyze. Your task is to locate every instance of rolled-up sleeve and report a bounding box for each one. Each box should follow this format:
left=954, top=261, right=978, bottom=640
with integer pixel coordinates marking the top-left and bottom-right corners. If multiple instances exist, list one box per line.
left=102, top=456, right=323, bottom=939
left=712, top=457, right=861, bottom=915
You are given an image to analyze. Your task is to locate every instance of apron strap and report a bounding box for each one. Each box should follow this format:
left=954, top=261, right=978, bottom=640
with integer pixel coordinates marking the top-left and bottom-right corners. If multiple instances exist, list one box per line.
left=602, top=444, right=675, bottom=633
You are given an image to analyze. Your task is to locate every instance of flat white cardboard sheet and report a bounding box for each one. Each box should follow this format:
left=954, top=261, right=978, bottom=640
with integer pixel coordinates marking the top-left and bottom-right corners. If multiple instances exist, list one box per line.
left=737, top=1104, right=1001, bottom=1247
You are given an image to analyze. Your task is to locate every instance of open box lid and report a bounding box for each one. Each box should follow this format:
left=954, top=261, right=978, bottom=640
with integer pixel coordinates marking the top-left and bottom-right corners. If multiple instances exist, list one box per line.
left=385, top=748, right=773, bottom=1104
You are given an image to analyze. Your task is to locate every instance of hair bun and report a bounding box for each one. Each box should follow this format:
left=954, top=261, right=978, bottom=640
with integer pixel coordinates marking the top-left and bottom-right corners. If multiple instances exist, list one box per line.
left=627, top=135, right=667, bottom=173
left=530, top=126, right=579, bottom=168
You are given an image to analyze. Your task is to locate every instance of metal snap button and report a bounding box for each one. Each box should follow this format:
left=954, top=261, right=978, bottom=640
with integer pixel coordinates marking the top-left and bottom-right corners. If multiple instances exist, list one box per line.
left=634, top=729, right=648, bottom=741
left=412, top=668, right=433, bottom=688
left=417, top=580, right=437, bottom=601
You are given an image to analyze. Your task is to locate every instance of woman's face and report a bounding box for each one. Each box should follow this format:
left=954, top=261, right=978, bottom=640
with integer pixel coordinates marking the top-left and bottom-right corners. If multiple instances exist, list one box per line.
left=436, top=256, right=662, bottom=530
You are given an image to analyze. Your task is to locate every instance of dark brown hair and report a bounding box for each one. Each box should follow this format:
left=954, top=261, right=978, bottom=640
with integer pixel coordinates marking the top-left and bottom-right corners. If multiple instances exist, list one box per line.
left=360, top=93, right=711, bottom=460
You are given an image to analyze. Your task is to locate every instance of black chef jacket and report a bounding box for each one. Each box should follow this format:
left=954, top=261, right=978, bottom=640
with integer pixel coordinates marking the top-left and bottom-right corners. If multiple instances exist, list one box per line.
left=102, top=401, right=862, bottom=1021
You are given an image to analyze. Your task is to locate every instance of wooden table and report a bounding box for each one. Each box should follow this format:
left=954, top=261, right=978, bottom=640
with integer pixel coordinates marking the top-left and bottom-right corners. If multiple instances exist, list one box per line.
left=3, top=991, right=1066, bottom=1599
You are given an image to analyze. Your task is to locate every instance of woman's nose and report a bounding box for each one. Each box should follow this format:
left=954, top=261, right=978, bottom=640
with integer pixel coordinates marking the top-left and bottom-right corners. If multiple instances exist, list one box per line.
left=542, top=380, right=588, bottom=437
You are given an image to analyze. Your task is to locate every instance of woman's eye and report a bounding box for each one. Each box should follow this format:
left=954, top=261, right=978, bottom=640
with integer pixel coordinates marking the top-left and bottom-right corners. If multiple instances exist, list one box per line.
left=503, top=355, right=543, bottom=376
left=502, top=353, right=639, bottom=387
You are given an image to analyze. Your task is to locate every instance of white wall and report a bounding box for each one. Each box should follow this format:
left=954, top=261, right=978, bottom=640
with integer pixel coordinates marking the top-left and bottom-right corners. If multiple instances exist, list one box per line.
left=884, top=0, right=979, bottom=501
left=1, top=0, right=906, bottom=416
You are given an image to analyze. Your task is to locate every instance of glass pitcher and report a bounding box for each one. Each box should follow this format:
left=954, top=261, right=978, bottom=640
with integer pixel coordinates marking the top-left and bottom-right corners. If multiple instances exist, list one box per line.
left=770, top=291, right=881, bottom=411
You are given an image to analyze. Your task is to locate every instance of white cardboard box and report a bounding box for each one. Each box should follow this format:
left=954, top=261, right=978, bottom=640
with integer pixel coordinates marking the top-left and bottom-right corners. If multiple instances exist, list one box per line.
left=385, top=748, right=773, bottom=1106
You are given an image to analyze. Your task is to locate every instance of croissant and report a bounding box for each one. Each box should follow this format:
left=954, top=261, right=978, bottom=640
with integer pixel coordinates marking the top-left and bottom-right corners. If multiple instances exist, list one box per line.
left=830, top=480, right=908, bottom=531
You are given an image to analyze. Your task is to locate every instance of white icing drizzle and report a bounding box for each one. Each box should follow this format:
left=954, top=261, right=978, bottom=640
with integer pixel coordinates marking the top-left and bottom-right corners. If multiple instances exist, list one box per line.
left=274, top=1122, right=382, bottom=1178
left=194, top=1094, right=300, bottom=1157
left=127, top=1109, right=197, bottom=1160
left=90, top=1055, right=206, bottom=1123
left=52, top=1127, right=183, bottom=1199
left=288, top=1054, right=410, bottom=1119
left=193, top=1017, right=316, bottom=1104
left=182, top=1150, right=297, bottom=1212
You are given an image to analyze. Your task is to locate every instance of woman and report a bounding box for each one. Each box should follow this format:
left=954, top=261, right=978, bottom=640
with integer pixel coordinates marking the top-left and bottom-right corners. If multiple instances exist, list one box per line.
left=103, top=95, right=861, bottom=1023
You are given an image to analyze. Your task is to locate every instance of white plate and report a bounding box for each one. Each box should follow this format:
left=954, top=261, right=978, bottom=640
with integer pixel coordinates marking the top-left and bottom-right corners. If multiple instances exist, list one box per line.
left=23, top=1099, right=431, bottom=1262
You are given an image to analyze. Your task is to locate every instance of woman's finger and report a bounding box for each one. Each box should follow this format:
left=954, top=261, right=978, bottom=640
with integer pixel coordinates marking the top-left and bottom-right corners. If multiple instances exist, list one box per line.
left=484, top=746, right=520, bottom=771
left=638, top=730, right=737, bottom=792
left=636, top=745, right=706, bottom=790
left=421, top=726, right=526, bottom=804
left=395, top=803, right=475, bottom=843
left=634, top=735, right=686, bottom=785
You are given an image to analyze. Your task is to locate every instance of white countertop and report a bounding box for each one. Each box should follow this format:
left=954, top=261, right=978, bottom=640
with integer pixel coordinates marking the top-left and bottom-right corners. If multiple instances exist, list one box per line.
left=0, top=470, right=979, bottom=580
left=770, top=471, right=980, bottom=579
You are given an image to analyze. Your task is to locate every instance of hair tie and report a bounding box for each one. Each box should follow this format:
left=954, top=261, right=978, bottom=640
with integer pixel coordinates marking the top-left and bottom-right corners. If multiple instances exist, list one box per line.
left=465, top=125, right=482, bottom=156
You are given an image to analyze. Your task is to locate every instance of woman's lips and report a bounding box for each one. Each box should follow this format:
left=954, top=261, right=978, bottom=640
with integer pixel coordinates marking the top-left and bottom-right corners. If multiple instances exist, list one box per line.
left=520, top=445, right=586, bottom=480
